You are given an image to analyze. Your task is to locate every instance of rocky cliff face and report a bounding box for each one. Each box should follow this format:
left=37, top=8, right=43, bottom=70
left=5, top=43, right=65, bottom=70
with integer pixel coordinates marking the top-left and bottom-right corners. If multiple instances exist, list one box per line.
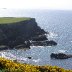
left=0, top=18, right=46, bottom=48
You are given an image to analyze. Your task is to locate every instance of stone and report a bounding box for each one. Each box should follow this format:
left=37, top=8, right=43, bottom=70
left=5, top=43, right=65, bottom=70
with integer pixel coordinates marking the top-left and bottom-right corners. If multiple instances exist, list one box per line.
left=50, top=53, right=72, bottom=59
left=0, top=45, right=9, bottom=51
left=30, top=40, right=57, bottom=46
left=15, top=43, right=30, bottom=50
left=31, top=34, right=48, bottom=41
left=28, top=57, right=31, bottom=59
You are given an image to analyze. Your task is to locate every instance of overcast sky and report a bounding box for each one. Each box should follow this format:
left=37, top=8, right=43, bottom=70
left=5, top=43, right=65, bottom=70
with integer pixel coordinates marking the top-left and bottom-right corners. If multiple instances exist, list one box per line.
left=0, top=0, right=72, bottom=10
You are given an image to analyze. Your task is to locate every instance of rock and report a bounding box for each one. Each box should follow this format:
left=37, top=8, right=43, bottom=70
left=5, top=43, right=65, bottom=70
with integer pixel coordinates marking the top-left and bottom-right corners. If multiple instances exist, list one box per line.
left=15, top=44, right=30, bottom=50
left=30, top=40, right=57, bottom=46
left=0, top=45, right=9, bottom=51
left=24, top=40, right=31, bottom=48
left=31, top=34, right=48, bottom=41
left=45, top=40, right=57, bottom=46
left=50, top=53, right=72, bottom=59
left=27, top=57, right=32, bottom=59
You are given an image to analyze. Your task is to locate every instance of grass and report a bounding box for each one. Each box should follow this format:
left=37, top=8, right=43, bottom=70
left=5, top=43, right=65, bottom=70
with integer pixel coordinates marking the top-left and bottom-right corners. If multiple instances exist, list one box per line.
left=0, top=17, right=31, bottom=24
left=0, top=57, right=72, bottom=72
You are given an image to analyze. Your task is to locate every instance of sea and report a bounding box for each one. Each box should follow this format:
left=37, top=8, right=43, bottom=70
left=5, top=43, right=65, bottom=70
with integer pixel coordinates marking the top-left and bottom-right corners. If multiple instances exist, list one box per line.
left=0, top=9, right=72, bottom=69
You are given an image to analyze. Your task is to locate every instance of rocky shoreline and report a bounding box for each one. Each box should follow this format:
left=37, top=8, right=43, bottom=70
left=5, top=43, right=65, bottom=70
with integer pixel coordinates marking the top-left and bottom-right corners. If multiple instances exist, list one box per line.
left=0, top=17, right=57, bottom=50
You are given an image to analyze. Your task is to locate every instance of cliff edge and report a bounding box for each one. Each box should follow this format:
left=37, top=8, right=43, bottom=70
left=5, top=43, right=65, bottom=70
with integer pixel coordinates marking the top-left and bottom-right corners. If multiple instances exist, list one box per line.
left=0, top=17, right=46, bottom=48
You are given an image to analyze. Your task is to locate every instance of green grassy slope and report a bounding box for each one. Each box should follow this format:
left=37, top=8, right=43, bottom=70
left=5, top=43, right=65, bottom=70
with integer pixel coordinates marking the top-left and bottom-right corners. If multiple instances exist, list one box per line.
left=0, top=17, right=31, bottom=24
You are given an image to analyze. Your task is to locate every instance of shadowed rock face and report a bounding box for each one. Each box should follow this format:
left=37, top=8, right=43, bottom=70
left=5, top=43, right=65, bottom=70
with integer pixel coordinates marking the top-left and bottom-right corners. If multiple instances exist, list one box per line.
left=31, top=34, right=48, bottom=41
left=50, top=53, right=72, bottom=59
left=30, top=40, right=57, bottom=46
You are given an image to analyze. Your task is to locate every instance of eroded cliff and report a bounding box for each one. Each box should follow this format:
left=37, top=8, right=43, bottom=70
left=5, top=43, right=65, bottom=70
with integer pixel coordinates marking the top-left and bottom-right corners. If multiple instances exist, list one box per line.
left=0, top=17, right=46, bottom=48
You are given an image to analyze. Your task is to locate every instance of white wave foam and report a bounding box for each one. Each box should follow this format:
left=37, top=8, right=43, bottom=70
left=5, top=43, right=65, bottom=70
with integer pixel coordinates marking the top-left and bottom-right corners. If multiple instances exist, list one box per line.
left=0, top=52, right=28, bottom=62
left=37, top=46, right=42, bottom=47
left=47, top=32, right=58, bottom=38
left=32, top=59, right=40, bottom=62
left=31, top=46, right=44, bottom=48
left=58, top=50, right=67, bottom=53
left=16, top=57, right=28, bottom=61
left=71, top=41, right=72, bottom=42
left=0, top=52, right=6, bottom=58
left=0, top=52, right=16, bottom=60
left=47, top=46, right=52, bottom=47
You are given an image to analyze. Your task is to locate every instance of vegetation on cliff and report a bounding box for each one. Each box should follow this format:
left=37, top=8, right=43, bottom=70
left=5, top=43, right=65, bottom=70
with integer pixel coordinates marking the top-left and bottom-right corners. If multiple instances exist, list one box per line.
left=0, top=17, right=31, bottom=24
left=0, top=58, right=71, bottom=72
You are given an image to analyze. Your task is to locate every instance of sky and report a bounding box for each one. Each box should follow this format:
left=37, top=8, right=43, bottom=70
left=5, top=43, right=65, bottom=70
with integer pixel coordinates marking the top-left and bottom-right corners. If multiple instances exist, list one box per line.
left=0, top=0, right=72, bottom=10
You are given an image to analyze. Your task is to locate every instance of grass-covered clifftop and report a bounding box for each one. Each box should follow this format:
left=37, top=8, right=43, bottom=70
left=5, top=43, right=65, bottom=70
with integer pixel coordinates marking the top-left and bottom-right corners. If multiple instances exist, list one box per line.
left=0, top=17, right=46, bottom=48
left=0, top=17, right=31, bottom=24
left=0, top=58, right=72, bottom=72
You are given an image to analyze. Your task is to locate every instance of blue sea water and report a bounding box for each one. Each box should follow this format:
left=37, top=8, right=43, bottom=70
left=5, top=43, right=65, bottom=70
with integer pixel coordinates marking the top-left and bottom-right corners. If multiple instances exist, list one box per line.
left=0, top=9, right=72, bottom=69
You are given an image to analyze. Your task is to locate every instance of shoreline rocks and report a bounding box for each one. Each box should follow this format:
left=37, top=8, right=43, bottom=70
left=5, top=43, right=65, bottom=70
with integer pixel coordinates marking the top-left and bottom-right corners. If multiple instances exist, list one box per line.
left=50, top=53, right=72, bottom=59
left=30, top=40, right=57, bottom=46
left=0, top=45, right=9, bottom=51
left=31, top=34, right=48, bottom=41
left=30, top=34, right=57, bottom=46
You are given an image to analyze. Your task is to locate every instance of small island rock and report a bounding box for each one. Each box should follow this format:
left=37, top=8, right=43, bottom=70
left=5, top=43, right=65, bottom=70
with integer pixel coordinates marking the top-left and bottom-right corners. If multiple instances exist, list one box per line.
left=50, top=53, right=72, bottom=59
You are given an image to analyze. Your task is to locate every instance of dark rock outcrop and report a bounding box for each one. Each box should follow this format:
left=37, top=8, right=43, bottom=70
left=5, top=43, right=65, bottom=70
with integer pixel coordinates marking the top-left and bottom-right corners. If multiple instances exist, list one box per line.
left=0, top=45, right=9, bottom=50
left=27, top=57, right=32, bottom=59
left=50, top=53, right=72, bottom=59
left=31, top=34, right=48, bottom=41
left=15, top=41, right=30, bottom=50
left=30, top=40, right=57, bottom=46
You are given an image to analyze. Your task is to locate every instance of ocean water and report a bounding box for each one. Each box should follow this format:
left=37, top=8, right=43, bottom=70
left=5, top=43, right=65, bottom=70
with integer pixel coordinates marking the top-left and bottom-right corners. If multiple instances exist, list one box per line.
left=0, top=9, right=72, bottom=69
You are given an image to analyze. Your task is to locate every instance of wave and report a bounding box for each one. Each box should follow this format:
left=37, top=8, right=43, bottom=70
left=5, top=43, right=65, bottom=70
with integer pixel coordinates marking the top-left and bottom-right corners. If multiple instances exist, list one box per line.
left=0, top=51, right=29, bottom=62
left=47, top=32, right=58, bottom=38
left=58, top=50, right=67, bottom=53
left=32, top=59, right=41, bottom=63
left=0, top=52, right=16, bottom=60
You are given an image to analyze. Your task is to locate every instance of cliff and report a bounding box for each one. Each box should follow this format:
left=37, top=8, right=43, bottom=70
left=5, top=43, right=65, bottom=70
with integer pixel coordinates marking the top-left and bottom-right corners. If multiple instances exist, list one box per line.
left=0, top=17, right=46, bottom=48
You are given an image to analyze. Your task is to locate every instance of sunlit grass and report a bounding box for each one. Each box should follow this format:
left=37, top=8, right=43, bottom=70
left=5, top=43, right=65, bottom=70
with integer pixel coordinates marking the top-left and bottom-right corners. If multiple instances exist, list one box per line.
left=0, top=17, right=31, bottom=24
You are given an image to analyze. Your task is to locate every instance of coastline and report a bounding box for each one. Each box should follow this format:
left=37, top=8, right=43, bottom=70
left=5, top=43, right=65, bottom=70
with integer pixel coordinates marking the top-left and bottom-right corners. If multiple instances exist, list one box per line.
left=0, top=17, right=57, bottom=50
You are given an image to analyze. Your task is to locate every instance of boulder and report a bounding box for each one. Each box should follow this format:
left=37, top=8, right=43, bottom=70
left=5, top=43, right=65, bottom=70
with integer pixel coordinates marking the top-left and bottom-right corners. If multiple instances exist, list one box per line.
left=27, top=57, right=32, bottom=59
left=50, top=53, right=72, bottom=59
